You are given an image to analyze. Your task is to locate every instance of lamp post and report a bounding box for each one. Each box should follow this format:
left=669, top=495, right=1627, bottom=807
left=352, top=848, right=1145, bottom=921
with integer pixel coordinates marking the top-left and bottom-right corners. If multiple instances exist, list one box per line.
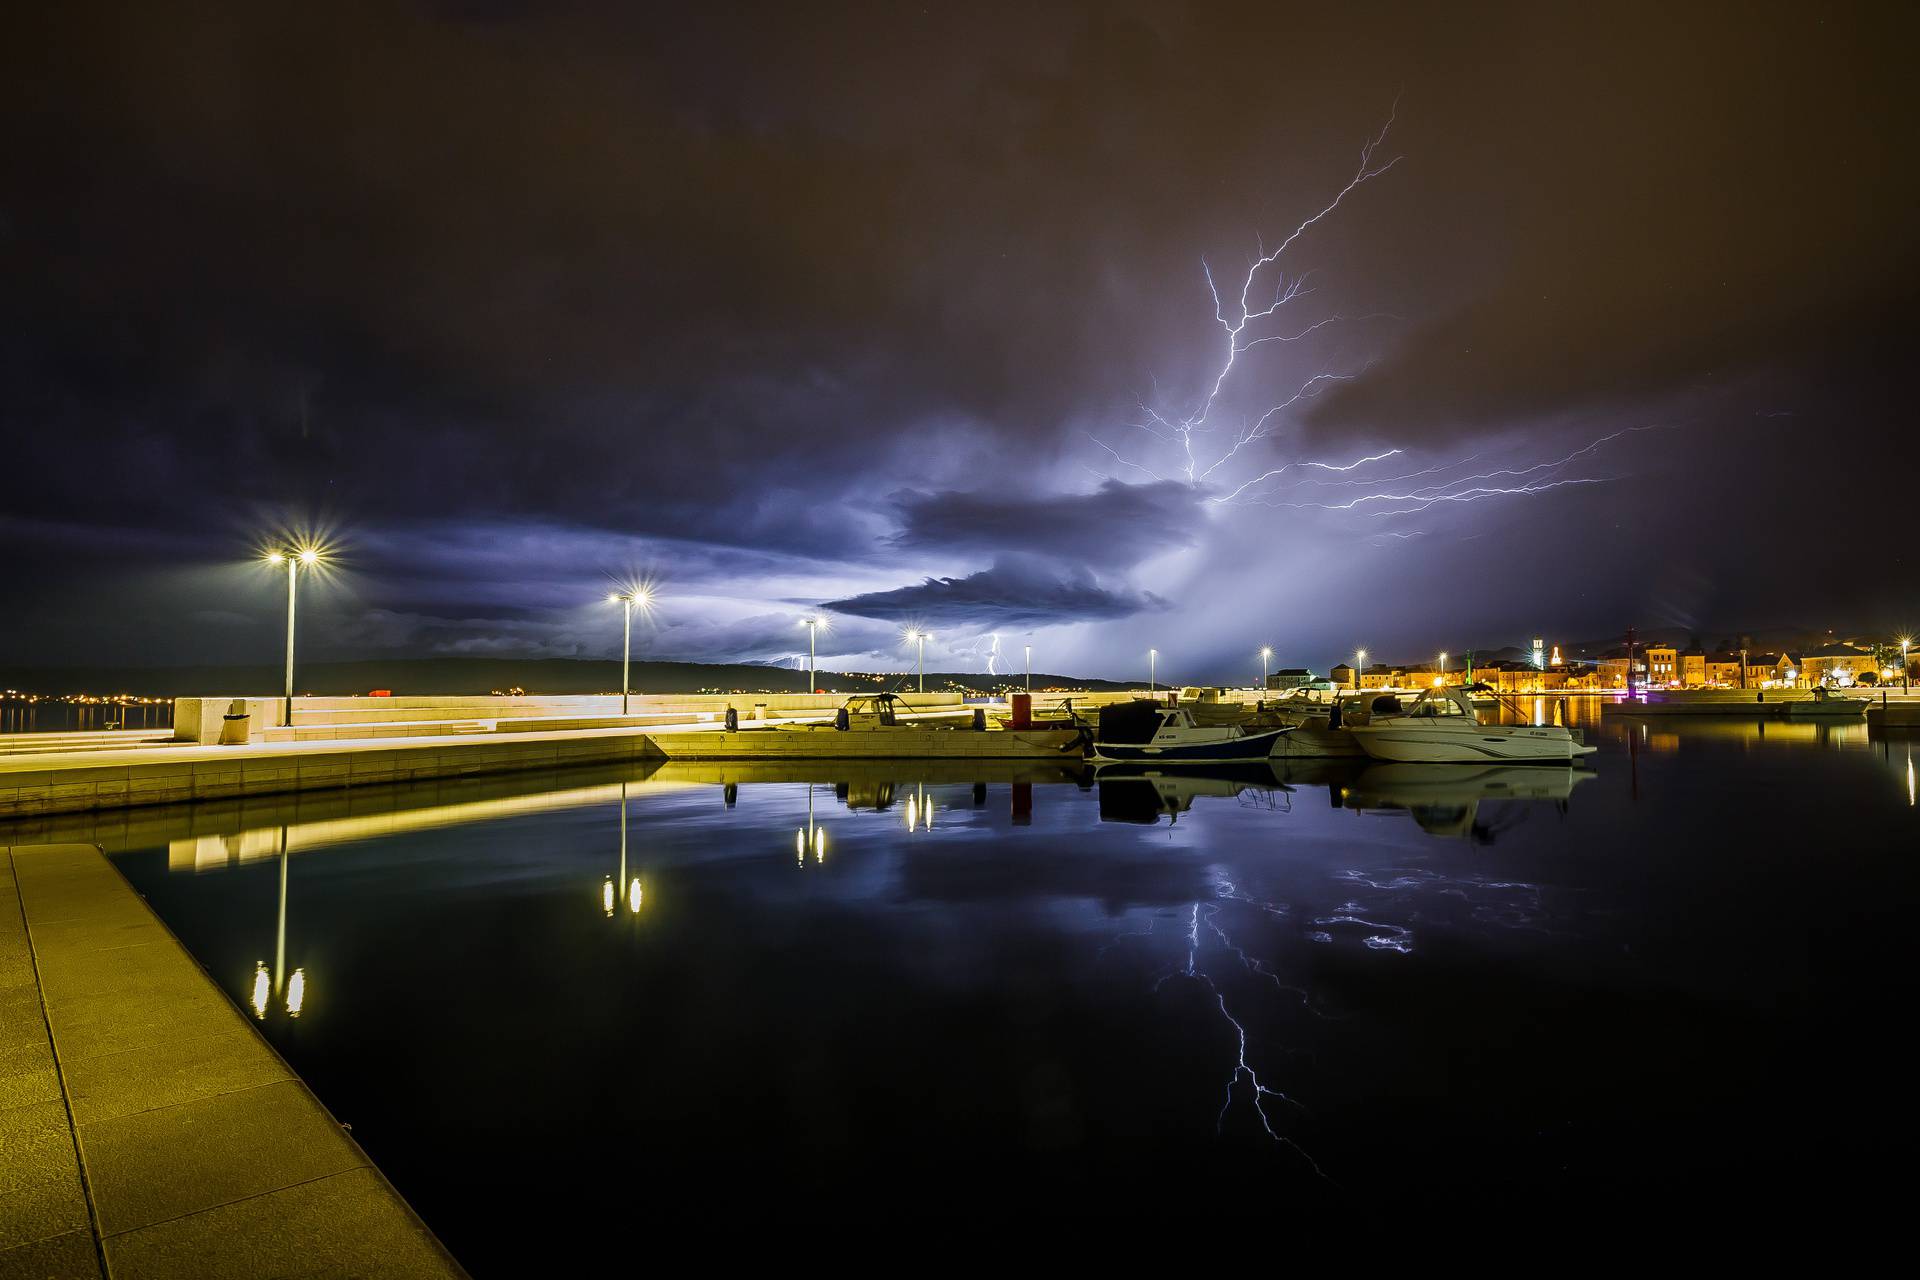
left=910, top=631, right=928, bottom=693
left=1355, top=648, right=1367, bottom=691
left=606, top=588, right=651, bottom=715
left=1439, top=650, right=1448, bottom=688
left=1903, top=637, right=1912, bottom=695
left=1149, top=648, right=1158, bottom=692
left=1260, top=646, right=1272, bottom=690
left=1024, top=643, right=1031, bottom=693
left=263, top=545, right=322, bottom=727
left=801, top=617, right=820, bottom=693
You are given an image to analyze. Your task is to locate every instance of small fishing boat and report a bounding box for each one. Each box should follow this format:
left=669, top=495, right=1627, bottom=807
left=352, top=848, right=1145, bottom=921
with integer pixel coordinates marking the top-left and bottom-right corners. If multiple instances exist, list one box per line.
left=1782, top=687, right=1870, bottom=719
left=1345, top=687, right=1596, bottom=764
left=1089, top=700, right=1287, bottom=763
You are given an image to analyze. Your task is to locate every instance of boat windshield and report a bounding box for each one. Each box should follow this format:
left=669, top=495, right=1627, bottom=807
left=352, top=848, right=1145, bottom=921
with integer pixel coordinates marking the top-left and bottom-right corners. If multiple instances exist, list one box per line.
left=1410, top=692, right=1471, bottom=717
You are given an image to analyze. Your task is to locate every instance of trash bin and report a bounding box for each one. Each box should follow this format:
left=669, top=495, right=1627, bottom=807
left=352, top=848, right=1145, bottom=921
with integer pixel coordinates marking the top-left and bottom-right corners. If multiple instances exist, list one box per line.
left=753, top=702, right=768, bottom=721
left=218, top=698, right=251, bottom=745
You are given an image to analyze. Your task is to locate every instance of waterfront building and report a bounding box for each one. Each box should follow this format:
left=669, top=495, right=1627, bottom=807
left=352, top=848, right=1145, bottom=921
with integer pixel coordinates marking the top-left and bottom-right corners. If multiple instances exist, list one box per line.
left=1330, top=662, right=1355, bottom=689
left=1705, top=653, right=1744, bottom=686
left=1475, top=660, right=1570, bottom=693
left=1744, top=652, right=1802, bottom=687
left=1801, top=642, right=1875, bottom=687
left=1646, top=644, right=1680, bottom=687
left=1264, top=668, right=1318, bottom=691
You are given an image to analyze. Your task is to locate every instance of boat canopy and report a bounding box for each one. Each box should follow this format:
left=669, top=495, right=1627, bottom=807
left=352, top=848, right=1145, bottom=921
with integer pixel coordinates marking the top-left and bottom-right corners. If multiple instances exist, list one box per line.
left=1097, top=699, right=1171, bottom=746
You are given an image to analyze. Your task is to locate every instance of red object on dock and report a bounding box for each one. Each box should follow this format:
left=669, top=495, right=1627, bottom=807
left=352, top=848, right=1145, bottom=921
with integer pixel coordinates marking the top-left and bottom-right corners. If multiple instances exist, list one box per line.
left=368, top=689, right=392, bottom=697
left=1008, top=693, right=1032, bottom=729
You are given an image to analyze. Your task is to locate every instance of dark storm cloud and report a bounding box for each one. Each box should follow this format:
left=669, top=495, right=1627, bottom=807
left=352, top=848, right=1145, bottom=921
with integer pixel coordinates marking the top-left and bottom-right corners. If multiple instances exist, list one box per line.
left=1, top=1, right=1913, bottom=671
left=824, top=557, right=1166, bottom=629
left=1301, top=5, right=1916, bottom=443
left=888, top=480, right=1202, bottom=569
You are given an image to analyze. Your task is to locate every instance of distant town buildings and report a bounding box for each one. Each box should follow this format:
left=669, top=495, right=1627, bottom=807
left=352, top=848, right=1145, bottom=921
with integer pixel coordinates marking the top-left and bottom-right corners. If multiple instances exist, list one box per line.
left=1318, top=635, right=1909, bottom=694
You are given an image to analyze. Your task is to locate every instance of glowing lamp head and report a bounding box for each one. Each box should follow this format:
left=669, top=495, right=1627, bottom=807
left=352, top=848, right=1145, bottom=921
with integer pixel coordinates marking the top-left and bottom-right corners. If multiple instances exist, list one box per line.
left=298, top=548, right=318, bottom=566
left=265, top=552, right=286, bottom=566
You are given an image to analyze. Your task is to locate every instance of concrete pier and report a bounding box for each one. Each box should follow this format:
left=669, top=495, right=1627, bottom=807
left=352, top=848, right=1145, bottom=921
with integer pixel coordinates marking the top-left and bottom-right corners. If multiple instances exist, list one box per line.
left=1, top=844, right=463, bottom=1277
left=0, top=726, right=667, bottom=821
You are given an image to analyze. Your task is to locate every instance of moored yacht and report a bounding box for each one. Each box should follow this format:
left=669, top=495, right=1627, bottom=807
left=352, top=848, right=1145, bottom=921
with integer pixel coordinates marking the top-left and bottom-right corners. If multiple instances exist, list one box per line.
left=1344, top=687, right=1596, bottom=764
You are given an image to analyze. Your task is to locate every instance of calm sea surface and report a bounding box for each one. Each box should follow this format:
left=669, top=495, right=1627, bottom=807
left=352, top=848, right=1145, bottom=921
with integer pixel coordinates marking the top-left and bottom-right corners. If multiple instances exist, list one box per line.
left=95, top=705, right=1916, bottom=1259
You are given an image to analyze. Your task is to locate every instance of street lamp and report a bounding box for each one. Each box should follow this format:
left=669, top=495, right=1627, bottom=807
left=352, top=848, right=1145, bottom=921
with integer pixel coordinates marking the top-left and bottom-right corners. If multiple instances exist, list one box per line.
left=1355, top=648, right=1367, bottom=691
left=800, top=617, right=821, bottom=693
left=1024, top=643, right=1031, bottom=694
left=908, top=631, right=929, bottom=693
left=1903, top=637, right=1912, bottom=695
left=1439, top=650, right=1448, bottom=688
left=1149, top=648, right=1158, bottom=692
left=606, top=588, right=652, bottom=715
left=1260, top=646, right=1273, bottom=690
left=263, top=543, right=326, bottom=727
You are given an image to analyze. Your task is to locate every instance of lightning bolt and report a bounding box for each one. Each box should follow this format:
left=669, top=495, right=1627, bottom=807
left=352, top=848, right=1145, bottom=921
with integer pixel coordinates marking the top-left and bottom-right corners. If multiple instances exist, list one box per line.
left=1255, top=425, right=1672, bottom=515
left=1116, top=875, right=1330, bottom=1175
left=1087, top=106, right=1402, bottom=490
left=1086, top=103, right=1667, bottom=521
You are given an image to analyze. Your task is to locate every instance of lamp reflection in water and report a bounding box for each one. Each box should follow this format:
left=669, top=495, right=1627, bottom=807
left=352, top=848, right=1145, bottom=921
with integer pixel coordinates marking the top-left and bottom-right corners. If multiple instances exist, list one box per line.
left=602, top=782, right=644, bottom=916
left=251, top=825, right=306, bottom=1019
left=795, top=783, right=827, bottom=865
left=904, top=783, right=935, bottom=833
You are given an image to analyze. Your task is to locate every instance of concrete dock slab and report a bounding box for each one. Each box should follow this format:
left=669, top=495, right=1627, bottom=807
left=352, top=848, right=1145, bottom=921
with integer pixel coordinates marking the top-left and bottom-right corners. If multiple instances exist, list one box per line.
left=0, top=843, right=464, bottom=1279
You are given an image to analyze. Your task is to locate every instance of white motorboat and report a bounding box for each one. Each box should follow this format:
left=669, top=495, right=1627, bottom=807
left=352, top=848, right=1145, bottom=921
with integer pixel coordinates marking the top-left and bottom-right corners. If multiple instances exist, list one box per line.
left=1090, top=700, right=1288, bottom=764
left=1344, top=687, right=1596, bottom=764
left=1263, top=690, right=1398, bottom=757
left=1783, top=688, right=1870, bottom=719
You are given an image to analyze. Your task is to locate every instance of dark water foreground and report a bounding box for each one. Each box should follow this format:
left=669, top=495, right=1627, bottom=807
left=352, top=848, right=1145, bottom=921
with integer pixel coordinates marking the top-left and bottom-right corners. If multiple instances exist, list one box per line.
left=101, top=712, right=1917, bottom=1258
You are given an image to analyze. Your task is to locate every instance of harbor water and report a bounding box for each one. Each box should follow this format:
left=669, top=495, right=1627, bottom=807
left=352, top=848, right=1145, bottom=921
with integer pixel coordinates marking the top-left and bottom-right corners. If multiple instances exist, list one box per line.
left=91, top=704, right=1916, bottom=1257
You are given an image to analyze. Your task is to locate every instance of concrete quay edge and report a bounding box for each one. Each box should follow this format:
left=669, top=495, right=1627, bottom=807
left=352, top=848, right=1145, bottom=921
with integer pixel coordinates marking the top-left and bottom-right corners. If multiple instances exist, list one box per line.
left=0, top=728, right=670, bottom=820
left=1, top=843, right=466, bottom=1278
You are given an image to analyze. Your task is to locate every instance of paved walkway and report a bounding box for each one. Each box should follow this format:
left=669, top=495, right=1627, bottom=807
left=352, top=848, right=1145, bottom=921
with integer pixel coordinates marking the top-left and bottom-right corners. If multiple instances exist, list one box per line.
left=1, top=844, right=463, bottom=1278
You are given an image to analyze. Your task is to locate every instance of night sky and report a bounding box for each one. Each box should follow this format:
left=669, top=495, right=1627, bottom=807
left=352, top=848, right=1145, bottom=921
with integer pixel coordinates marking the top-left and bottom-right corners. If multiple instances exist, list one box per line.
left=3, top=2, right=1913, bottom=682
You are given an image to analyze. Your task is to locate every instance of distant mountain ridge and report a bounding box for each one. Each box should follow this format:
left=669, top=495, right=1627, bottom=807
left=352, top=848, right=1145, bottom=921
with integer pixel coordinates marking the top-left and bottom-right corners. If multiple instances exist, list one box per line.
left=0, top=657, right=1137, bottom=697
